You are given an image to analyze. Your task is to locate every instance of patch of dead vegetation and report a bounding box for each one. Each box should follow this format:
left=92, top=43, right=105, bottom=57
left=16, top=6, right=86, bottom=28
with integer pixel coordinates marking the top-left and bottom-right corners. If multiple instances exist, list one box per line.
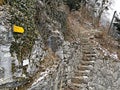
left=95, top=26, right=120, bottom=59
left=40, top=48, right=59, bottom=69
left=64, top=7, right=99, bottom=42
left=65, top=11, right=89, bottom=41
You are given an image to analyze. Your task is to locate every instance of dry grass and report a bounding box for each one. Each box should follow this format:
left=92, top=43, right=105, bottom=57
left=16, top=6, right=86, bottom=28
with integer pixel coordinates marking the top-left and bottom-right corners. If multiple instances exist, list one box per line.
left=80, top=6, right=101, bottom=28
left=61, top=5, right=120, bottom=59
left=65, top=11, right=88, bottom=41
left=40, top=48, right=59, bottom=68
left=95, top=26, right=120, bottom=59
left=64, top=6, right=100, bottom=41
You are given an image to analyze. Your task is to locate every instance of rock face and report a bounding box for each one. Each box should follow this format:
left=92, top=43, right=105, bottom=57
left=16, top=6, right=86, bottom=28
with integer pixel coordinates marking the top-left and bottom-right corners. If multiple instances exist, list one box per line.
left=0, top=67, right=4, bottom=79
left=0, top=6, right=13, bottom=85
left=89, top=47, right=120, bottom=90
left=0, top=0, right=68, bottom=88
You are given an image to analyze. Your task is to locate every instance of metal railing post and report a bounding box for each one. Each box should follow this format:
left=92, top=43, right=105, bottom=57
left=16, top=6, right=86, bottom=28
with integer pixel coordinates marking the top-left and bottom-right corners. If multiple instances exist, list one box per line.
left=108, top=11, right=116, bottom=34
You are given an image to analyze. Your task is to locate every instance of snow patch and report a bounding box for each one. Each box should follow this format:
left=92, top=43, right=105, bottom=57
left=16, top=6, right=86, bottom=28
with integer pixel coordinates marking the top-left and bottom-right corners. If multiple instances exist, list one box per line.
left=32, top=68, right=50, bottom=86
left=30, top=64, right=58, bottom=88
left=98, top=44, right=119, bottom=60
left=110, top=52, right=118, bottom=60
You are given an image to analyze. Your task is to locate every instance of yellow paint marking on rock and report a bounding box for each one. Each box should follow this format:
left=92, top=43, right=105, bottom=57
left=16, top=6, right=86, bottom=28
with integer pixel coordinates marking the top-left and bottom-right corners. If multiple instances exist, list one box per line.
left=13, top=25, right=24, bottom=33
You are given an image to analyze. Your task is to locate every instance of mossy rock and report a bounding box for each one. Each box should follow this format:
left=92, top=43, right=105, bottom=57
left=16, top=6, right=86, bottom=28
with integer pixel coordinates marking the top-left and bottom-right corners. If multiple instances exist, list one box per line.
left=9, top=0, right=37, bottom=62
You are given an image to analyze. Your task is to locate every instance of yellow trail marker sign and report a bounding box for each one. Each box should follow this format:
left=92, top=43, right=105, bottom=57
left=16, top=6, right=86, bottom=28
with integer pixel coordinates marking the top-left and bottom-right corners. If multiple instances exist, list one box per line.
left=13, top=25, right=24, bottom=33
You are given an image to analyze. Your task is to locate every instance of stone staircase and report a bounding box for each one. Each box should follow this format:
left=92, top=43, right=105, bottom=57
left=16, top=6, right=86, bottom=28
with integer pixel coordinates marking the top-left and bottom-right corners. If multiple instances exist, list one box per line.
left=67, top=33, right=97, bottom=90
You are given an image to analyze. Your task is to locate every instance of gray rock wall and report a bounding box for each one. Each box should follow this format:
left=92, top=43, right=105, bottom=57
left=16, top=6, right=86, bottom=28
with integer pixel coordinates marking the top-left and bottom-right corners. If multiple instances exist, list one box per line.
left=89, top=46, right=120, bottom=90
left=0, top=6, right=13, bottom=85
left=1, top=0, right=68, bottom=88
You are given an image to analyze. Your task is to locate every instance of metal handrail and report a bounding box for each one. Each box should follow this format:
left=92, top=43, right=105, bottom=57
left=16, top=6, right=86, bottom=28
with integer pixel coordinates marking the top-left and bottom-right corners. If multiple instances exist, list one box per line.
left=108, top=11, right=116, bottom=34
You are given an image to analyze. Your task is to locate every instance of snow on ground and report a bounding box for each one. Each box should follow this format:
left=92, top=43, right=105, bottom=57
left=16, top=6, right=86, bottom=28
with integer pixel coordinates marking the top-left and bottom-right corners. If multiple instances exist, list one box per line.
left=101, top=0, right=120, bottom=25
left=31, top=64, right=58, bottom=88
left=32, top=68, right=50, bottom=86
left=98, top=44, right=119, bottom=60
left=110, top=52, right=118, bottom=60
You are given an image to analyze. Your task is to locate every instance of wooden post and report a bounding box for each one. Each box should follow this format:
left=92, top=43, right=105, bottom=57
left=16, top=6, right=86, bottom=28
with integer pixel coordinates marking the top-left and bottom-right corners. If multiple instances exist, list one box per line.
left=108, top=11, right=116, bottom=34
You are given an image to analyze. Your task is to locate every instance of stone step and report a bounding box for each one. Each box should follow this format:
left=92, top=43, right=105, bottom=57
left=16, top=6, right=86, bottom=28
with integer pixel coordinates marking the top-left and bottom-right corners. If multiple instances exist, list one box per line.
left=74, top=70, right=90, bottom=76
left=82, top=45, right=95, bottom=47
left=65, top=83, right=83, bottom=90
left=82, top=49, right=95, bottom=51
left=81, top=45, right=92, bottom=47
left=82, top=47, right=95, bottom=50
left=72, top=83, right=85, bottom=90
left=78, top=65, right=93, bottom=71
left=84, top=53, right=96, bottom=55
left=84, top=53, right=96, bottom=56
left=80, top=40, right=89, bottom=43
left=81, top=44, right=95, bottom=46
left=82, top=49, right=94, bottom=51
left=81, top=43, right=91, bottom=45
left=81, top=40, right=94, bottom=45
left=80, top=60, right=95, bottom=65
left=72, top=84, right=89, bottom=90
left=71, top=76, right=88, bottom=84
left=82, top=56, right=96, bottom=61
left=84, top=54, right=96, bottom=58
left=82, top=51, right=96, bottom=54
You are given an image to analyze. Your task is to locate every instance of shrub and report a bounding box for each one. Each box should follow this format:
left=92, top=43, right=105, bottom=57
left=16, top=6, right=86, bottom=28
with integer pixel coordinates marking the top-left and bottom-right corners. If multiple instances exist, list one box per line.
left=0, top=0, right=4, bottom=5
left=63, top=0, right=82, bottom=11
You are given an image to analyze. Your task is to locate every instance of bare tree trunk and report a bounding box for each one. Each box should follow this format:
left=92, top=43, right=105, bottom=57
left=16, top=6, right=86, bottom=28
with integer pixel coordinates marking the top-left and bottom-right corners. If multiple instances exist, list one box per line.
left=96, top=0, right=106, bottom=27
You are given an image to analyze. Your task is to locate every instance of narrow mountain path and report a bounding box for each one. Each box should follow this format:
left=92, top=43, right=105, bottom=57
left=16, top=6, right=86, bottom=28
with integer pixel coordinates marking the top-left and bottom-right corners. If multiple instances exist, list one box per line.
left=25, top=11, right=120, bottom=90
left=63, top=15, right=120, bottom=90
left=63, top=27, right=99, bottom=90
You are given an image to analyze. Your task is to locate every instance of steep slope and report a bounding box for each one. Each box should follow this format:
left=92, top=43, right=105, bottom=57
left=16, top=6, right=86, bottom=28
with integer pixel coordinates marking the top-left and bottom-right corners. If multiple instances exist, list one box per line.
left=29, top=11, right=120, bottom=90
